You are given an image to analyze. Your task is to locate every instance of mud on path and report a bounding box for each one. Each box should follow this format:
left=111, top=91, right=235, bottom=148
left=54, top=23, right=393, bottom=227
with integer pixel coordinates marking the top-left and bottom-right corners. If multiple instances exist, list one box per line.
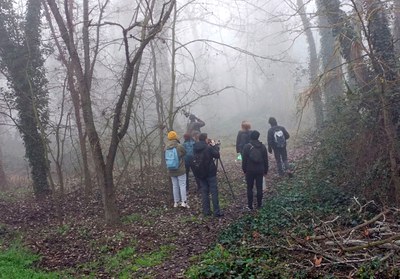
left=0, top=147, right=302, bottom=278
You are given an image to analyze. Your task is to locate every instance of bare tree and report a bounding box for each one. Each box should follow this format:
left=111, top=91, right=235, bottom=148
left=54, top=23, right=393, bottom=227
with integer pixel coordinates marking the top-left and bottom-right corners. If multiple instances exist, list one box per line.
left=42, top=0, right=95, bottom=198
left=45, top=0, right=176, bottom=224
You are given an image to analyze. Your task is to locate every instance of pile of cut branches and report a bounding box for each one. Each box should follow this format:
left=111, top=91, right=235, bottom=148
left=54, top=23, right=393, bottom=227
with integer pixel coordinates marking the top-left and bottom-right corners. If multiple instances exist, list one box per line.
left=286, top=206, right=400, bottom=276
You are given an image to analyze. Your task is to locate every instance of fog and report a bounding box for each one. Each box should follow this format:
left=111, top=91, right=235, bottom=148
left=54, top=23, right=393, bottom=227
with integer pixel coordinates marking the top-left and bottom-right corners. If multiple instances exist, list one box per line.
left=168, top=0, right=313, bottom=140
left=0, top=0, right=316, bottom=175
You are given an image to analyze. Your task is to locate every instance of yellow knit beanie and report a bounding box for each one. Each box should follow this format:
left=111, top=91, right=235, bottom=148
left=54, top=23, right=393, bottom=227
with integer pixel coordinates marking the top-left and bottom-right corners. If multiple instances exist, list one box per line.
left=167, top=131, right=178, bottom=140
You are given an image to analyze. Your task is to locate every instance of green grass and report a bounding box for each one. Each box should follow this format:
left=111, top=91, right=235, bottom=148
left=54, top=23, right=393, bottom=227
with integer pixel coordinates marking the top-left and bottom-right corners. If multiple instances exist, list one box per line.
left=121, top=213, right=142, bottom=224
left=180, top=215, right=204, bottom=225
left=0, top=241, right=60, bottom=279
left=77, top=244, right=175, bottom=278
left=132, top=245, right=175, bottom=272
left=121, top=213, right=155, bottom=226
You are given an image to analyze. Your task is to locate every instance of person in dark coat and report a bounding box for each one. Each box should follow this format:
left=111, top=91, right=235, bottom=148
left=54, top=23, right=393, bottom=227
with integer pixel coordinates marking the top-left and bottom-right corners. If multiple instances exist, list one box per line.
left=187, top=114, right=205, bottom=140
left=267, top=117, right=290, bottom=176
left=192, top=133, right=223, bottom=217
left=236, top=120, right=252, bottom=159
left=242, top=130, right=269, bottom=210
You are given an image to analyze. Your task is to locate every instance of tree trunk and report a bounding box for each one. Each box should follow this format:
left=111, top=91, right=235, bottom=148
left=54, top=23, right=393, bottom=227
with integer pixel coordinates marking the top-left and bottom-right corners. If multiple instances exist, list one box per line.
left=379, top=80, right=400, bottom=203
left=0, top=146, right=7, bottom=191
left=364, top=0, right=400, bottom=202
left=394, top=0, right=400, bottom=55
left=0, top=0, right=50, bottom=197
left=168, top=3, right=178, bottom=130
left=297, top=0, right=324, bottom=128
left=316, top=0, right=343, bottom=121
left=320, top=0, right=372, bottom=91
left=42, top=1, right=93, bottom=197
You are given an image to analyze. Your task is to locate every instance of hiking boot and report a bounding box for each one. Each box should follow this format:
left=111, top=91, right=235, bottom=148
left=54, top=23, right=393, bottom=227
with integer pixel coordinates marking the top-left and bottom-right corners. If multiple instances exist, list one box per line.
left=173, top=202, right=180, bottom=208
left=181, top=201, right=190, bottom=208
left=214, top=213, right=224, bottom=218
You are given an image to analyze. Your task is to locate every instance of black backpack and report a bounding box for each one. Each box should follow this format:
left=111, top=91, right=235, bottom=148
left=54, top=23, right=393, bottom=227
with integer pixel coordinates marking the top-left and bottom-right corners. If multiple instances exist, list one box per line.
left=248, top=143, right=263, bottom=163
left=274, top=129, right=286, bottom=148
left=190, top=149, right=209, bottom=179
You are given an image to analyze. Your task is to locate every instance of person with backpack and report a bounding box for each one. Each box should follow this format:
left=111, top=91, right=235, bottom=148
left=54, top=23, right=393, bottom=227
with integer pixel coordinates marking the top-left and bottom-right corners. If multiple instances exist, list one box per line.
left=236, top=120, right=252, bottom=161
left=165, top=131, right=189, bottom=208
left=267, top=117, right=290, bottom=176
left=186, top=114, right=205, bottom=140
left=242, top=130, right=269, bottom=210
left=191, top=133, right=223, bottom=217
left=183, top=133, right=196, bottom=192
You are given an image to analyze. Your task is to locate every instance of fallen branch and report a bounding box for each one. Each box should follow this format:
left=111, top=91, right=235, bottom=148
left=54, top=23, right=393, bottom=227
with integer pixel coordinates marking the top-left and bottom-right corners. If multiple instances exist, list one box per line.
left=325, top=239, right=400, bottom=250
left=342, top=234, right=400, bottom=252
left=311, top=210, right=390, bottom=240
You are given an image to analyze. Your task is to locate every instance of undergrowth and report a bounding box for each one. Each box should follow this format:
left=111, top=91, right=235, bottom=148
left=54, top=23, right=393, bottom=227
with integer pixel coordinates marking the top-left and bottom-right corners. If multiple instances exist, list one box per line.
left=186, top=110, right=396, bottom=278
left=186, top=162, right=355, bottom=278
left=0, top=240, right=59, bottom=279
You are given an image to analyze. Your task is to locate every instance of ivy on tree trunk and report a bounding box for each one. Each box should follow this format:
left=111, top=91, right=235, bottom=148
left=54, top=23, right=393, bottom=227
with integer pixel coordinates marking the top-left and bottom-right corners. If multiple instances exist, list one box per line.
left=0, top=0, right=50, bottom=197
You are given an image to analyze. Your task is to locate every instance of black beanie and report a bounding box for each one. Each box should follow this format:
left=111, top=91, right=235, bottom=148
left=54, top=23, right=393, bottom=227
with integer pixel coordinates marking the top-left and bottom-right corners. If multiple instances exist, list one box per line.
left=250, top=130, right=260, bottom=140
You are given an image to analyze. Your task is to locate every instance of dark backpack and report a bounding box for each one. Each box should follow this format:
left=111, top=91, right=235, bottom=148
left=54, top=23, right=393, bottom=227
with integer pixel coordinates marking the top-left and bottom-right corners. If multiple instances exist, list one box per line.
left=248, top=143, right=263, bottom=163
left=190, top=149, right=209, bottom=178
left=183, top=140, right=194, bottom=164
left=165, top=147, right=180, bottom=170
left=274, top=129, right=286, bottom=148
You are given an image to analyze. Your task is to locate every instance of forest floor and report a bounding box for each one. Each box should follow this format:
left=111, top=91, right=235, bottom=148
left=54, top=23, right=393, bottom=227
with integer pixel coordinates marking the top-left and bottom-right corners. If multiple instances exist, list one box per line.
left=1, top=144, right=399, bottom=278
left=0, top=146, right=306, bottom=278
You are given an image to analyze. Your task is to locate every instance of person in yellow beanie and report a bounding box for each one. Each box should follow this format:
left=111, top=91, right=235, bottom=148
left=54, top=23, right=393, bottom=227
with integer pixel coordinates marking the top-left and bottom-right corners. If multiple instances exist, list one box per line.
left=165, top=131, right=189, bottom=208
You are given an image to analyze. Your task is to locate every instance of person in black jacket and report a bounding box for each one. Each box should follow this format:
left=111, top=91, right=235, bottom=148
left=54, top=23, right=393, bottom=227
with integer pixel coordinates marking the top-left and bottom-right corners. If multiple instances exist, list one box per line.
left=242, top=130, right=269, bottom=210
left=192, top=133, right=223, bottom=217
left=267, top=117, right=290, bottom=176
left=187, top=114, right=205, bottom=140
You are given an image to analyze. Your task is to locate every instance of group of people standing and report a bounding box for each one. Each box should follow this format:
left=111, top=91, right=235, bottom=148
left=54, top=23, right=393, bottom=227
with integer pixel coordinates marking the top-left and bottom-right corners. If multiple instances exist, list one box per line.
left=237, top=117, right=290, bottom=210
left=164, top=114, right=290, bottom=217
left=165, top=114, right=223, bottom=217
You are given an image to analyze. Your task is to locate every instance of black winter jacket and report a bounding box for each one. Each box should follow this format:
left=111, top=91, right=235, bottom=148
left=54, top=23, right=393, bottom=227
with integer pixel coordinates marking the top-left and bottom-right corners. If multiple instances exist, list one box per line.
left=193, top=141, right=220, bottom=178
left=236, top=130, right=252, bottom=153
left=242, top=139, right=269, bottom=175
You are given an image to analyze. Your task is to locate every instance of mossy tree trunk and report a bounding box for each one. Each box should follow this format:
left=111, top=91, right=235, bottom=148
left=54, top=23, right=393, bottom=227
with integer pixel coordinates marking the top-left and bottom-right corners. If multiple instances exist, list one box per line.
left=297, top=0, right=324, bottom=129
left=364, top=0, right=400, bottom=202
left=316, top=0, right=343, bottom=121
left=0, top=0, right=50, bottom=197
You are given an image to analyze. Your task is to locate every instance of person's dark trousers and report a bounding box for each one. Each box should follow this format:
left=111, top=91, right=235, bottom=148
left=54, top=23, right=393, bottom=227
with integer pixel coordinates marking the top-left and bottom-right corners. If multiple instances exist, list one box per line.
left=273, top=147, right=289, bottom=175
left=245, top=172, right=263, bottom=209
left=195, top=177, right=202, bottom=192
left=199, top=176, right=221, bottom=216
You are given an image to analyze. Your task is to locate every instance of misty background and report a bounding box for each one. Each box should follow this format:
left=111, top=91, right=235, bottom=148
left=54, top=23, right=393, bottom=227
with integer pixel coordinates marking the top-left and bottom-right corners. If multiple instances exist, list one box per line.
left=0, top=0, right=315, bottom=178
